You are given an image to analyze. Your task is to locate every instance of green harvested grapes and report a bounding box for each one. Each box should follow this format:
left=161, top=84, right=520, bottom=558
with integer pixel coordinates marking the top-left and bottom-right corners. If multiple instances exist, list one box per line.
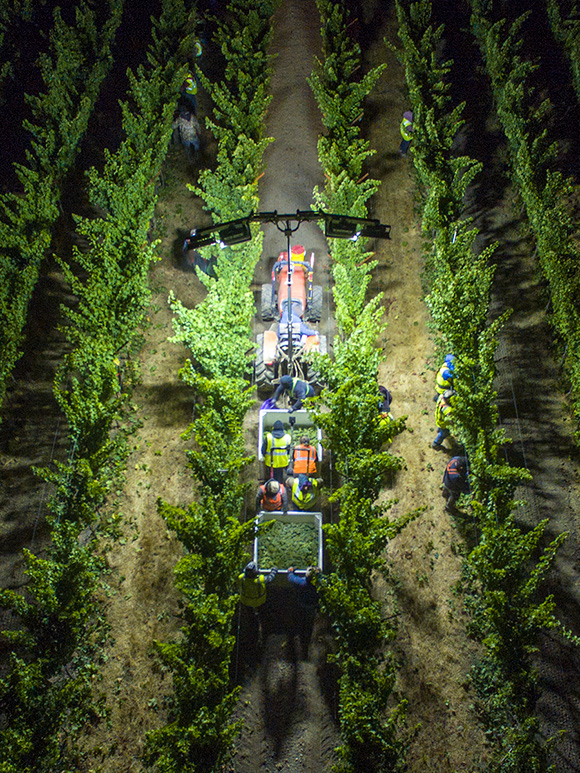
left=290, top=425, right=320, bottom=447
left=258, top=520, right=318, bottom=569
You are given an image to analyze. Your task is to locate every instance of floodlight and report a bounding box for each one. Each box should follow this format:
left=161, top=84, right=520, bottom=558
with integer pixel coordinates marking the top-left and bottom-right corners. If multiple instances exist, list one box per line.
left=359, top=222, right=391, bottom=240
left=325, top=215, right=361, bottom=240
left=217, top=219, right=252, bottom=246
left=187, top=229, right=216, bottom=249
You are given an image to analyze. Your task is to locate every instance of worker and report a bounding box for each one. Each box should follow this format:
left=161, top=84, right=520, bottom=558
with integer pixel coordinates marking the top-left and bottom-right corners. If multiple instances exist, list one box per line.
left=399, top=110, right=414, bottom=156
left=289, top=435, right=318, bottom=476
left=432, top=389, right=456, bottom=450
left=182, top=239, right=218, bottom=278
left=271, top=374, right=315, bottom=413
left=278, top=303, right=318, bottom=342
left=377, top=386, right=393, bottom=418
left=172, top=106, right=201, bottom=159
left=287, top=565, right=320, bottom=658
left=434, top=354, right=455, bottom=400
left=378, top=385, right=393, bottom=414
left=291, top=473, right=320, bottom=511
left=262, top=419, right=291, bottom=482
left=256, top=478, right=288, bottom=513
left=287, top=566, right=320, bottom=605
left=237, top=561, right=277, bottom=608
left=180, top=71, right=198, bottom=113
left=442, top=456, right=470, bottom=511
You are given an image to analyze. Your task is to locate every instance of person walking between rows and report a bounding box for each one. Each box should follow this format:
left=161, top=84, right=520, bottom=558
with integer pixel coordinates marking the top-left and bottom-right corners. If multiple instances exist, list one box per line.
left=288, top=435, right=318, bottom=476
left=256, top=479, right=288, bottom=513
left=291, top=473, right=320, bottom=511
left=399, top=110, right=414, bottom=156
left=271, top=375, right=314, bottom=413
left=180, top=71, right=198, bottom=114
left=378, top=385, right=394, bottom=432
left=262, top=419, right=291, bottom=482
left=432, top=389, right=456, bottom=450
left=434, top=353, right=455, bottom=401
left=442, top=456, right=470, bottom=512
left=172, top=105, right=201, bottom=160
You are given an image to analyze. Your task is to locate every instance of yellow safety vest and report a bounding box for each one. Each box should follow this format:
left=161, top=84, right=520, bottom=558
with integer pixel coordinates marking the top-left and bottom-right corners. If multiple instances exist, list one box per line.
left=184, top=75, right=197, bottom=95
left=400, top=117, right=413, bottom=141
left=264, top=433, right=291, bottom=468
left=238, top=573, right=267, bottom=607
left=435, top=364, right=453, bottom=394
left=435, top=396, right=454, bottom=428
left=291, top=478, right=318, bottom=510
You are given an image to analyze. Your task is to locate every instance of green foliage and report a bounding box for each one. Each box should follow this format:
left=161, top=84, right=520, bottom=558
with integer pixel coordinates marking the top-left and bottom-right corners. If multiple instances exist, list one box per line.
left=393, top=0, right=482, bottom=231
left=0, top=522, right=107, bottom=773
left=470, top=1, right=580, bottom=441
left=0, top=0, right=123, bottom=420
left=149, top=1, right=276, bottom=767
left=308, top=4, right=417, bottom=768
left=394, top=3, right=575, bottom=769
left=145, top=378, right=256, bottom=770
left=319, top=492, right=419, bottom=772
left=0, top=2, right=195, bottom=769
left=169, top=242, right=259, bottom=380
left=145, top=496, right=250, bottom=771
left=546, top=0, right=580, bottom=106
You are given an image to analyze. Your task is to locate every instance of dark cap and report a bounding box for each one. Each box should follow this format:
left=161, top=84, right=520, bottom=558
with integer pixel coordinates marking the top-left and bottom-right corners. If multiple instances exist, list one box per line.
left=244, top=561, right=257, bottom=577
left=273, top=420, right=284, bottom=431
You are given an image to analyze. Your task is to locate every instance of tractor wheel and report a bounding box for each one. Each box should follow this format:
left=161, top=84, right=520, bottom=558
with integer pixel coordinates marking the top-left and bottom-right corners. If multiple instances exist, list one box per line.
left=261, top=284, right=275, bottom=321
left=305, top=285, right=323, bottom=322
left=308, top=334, right=327, bottom=388
left=255, top=334, right=274, bottom=390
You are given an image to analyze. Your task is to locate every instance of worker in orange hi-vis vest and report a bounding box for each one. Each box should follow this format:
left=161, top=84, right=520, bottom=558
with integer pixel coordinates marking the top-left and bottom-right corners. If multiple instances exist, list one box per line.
left=289, top=435, right=318, bottom=476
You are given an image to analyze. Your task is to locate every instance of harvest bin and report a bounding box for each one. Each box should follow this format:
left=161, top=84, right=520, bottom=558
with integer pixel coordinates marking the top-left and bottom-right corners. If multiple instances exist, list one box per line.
left=254, top=510, right=323, bottom=577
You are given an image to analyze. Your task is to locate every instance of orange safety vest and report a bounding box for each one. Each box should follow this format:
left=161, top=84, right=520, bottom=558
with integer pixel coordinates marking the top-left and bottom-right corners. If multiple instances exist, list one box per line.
left=292, top=444, right=317, bottom=475
left=258, top=484, right=284, bottom=511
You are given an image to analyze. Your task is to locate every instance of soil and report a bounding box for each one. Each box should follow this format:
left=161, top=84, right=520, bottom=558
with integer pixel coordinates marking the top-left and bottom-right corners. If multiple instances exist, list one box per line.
left=2, top=0, right=580, bottom=771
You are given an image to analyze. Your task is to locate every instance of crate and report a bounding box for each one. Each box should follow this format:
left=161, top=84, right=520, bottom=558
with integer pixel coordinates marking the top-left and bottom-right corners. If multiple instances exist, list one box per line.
left=254, top=510, right=323, bottom=574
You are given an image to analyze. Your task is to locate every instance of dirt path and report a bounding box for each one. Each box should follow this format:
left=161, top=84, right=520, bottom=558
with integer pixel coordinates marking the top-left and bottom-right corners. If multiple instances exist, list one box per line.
left=230, top=3, right=339, bottom=771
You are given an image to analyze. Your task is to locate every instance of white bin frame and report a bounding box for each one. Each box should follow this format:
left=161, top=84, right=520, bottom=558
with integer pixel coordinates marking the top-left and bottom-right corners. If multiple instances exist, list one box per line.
left=254, top=510, right=323, bottom=574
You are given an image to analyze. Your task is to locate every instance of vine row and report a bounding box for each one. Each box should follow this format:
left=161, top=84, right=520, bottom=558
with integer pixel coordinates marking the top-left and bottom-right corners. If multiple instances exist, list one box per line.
left=0, top=0, right=124, bottom=420
left=309, top=2, right=417, bottom=770
left=394, top=2, right=577, bottom=771
left=0, top=2, right=194, bottom=769
left=145, top=1, right=276, bottom=769
left=469, top=0, right=580, bottom=442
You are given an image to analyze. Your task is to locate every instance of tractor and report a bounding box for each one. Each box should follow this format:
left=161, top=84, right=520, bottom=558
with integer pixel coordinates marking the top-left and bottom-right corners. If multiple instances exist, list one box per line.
left=255, top=244, right=327, bottom=390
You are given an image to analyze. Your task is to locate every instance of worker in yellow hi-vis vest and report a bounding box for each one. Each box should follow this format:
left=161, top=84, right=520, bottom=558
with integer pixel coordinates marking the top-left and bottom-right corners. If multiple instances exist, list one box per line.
left=399, top=110, right=414, bottom=157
